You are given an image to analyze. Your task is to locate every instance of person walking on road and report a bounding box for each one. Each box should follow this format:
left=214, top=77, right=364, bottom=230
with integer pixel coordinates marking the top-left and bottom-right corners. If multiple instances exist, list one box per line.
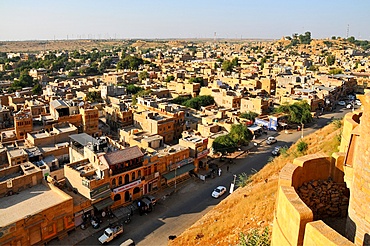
left=218, top=168, right=222, bottom=177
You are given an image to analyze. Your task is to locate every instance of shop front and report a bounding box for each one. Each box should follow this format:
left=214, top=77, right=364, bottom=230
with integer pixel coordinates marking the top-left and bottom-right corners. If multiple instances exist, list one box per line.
left=112, top=179, right=142, bottom=207
left=74, top=207, right=93, bottom=227
left=196, top=149, right=209, bottom=170
left=163, top=162, right=195, bottom=186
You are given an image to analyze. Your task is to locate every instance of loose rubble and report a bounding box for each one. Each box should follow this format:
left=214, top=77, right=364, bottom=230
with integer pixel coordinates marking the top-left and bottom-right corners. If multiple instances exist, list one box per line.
left=297, top=178, right=349, bottom=220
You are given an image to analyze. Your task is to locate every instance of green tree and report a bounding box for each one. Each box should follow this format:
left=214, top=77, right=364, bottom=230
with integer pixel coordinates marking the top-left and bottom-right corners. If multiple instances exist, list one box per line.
left=32, top=83, right=43, bottom=95
left=188, top=77, right=204, bottom=86
left=86, top=91, right=103, bottom=102
left=229, top=124, right=253, bottom=146
left=164, top=75, right=175, bottom=82
left=240, top=111, right=259, bottom=121
left=172, top=96, right=190, bottom=105
left=328, top=68, right=343, bottom=75
left=117, top=55, right=144, bottom=70
left=275, top=101, right=312, bottom=124
left=182, top=95, right=215, bottom=110
left=299, top=31, right=312, bottom=44
left=138, top=71, right=149, bottom=82
left=126, top=84, right=143, bottom=95
left=212, top=134, right=237, bottom=154
left=231, top=57, right=239, bottom=67
left=326, top=55, right=336, bottom=66
left=221, top=60, right=233, bottom=72
left=307, top=65, right=318, bottom=71
left=99, top=57, right=112, bottom=72
left=236, top=172, right=252, bottom=188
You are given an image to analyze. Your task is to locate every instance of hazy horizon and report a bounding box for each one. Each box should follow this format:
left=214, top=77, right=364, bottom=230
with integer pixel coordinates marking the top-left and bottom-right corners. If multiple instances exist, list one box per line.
left=1, top=0, right=370, bottom=41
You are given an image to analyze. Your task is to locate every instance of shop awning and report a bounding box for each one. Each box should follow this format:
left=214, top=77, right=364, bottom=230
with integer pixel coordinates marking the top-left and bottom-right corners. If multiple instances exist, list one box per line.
left=162, top=164, right=195, bottom=180
left=93, top=197, right=114, bottom=211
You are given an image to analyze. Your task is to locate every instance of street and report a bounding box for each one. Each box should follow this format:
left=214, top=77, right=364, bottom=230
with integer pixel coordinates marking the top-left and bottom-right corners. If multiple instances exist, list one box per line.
left=77, top=107, right=350, bottom=246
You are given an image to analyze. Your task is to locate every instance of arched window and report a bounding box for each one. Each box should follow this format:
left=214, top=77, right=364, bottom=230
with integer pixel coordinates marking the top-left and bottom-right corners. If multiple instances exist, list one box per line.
left=118, top=176, right=122, bottom=185
left=112, top=178, right=116, bottom=188
left=124, top=191, right=130, bottom=202
left=138, top=170, right=141, bottom=178
left=114, top=194, right=121, bottom=201
left=125, top=174, right=129, bottom=184
left=132, top=172, right=135, bottom=180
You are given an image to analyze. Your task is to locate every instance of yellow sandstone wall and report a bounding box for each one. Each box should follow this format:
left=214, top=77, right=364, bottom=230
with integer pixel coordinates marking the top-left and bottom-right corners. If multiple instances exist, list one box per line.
left=303, top=221, right=354, bottom=246
left=272, top=154, right=351, bottom=246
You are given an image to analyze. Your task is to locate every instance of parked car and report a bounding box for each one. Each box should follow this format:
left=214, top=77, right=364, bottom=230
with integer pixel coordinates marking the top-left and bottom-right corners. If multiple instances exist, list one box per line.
left=271, top=146, right=281, bottom=156
left=266, top=136, right=277, bottom=145
left=337, top=101, right=346, bottom=106
left=355, top=100, right=362, bottom=106
left=346, top=103, right=353, bottom=109
left=212, top=186, right=227, bottom=198
left=143, top=195, right=157, bottom=206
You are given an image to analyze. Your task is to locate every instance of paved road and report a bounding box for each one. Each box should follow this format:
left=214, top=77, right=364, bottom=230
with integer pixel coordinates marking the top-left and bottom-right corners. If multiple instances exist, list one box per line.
left=78, top=107, right=350, bottom=246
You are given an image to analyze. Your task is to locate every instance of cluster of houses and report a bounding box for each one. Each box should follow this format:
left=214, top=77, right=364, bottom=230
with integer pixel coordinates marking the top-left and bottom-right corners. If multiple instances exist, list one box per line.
left=0, top=38, right=369, bottom=245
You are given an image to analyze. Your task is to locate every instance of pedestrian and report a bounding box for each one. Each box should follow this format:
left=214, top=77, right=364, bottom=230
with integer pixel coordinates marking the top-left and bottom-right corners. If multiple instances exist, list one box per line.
left=218, top=168, right=222, bottom=177
left=227, top=165, right=229, bottom=172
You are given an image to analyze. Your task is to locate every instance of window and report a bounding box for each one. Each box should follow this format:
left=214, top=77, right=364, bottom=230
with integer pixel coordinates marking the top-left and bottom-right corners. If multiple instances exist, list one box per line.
left=138, top=170, right=141, bottom=178
left=118, top=176, right=122, bottom=185
left=114, top=194, right=121, bottom=201
left=132, top=172, right=135, bottom=180
left=112, top=178, right=116, bottom=188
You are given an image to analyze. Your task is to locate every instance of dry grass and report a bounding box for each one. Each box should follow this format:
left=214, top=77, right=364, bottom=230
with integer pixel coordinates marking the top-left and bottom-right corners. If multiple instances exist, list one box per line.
left=169, top=122, right=342, bottom=246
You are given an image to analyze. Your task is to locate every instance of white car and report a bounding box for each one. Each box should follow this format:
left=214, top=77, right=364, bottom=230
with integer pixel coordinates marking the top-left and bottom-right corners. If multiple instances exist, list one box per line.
left=355, top=100, right=362, bottom=106
left=346, top=104, right=353, bottom=109
left=266, top=136, right=277, bottom=145
left=212, top=186, right=227, bottom=198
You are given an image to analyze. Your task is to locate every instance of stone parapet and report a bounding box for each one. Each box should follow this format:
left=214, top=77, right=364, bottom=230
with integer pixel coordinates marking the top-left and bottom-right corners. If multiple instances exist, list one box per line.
left=272, top=154, right=351, bottom=246
left=303, top=221, right=354, bottom=246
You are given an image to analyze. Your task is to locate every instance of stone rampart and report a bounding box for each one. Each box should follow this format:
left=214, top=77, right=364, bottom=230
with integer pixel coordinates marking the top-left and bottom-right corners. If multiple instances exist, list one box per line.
left=272, top=154, right=352, bottom=246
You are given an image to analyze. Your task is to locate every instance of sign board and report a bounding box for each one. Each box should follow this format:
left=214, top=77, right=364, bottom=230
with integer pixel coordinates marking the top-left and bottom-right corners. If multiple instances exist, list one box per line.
left=113, top=180, right=141, bottom=194
left=197, top=149, right=210, bottom=159
left=269, top=117, right=278, bottom=131
left=90, top=183, right=110, bottom=199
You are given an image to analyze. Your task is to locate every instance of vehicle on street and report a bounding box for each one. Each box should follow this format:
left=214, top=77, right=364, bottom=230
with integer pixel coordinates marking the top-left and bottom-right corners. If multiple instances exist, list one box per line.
left=337, top=101, right=346, bottom=106
left=143, top=195, right=157, bottom=206
left=355, top=100, right=362, bottom=106
left=271, top=146, right=281, bottom=156
left=346, top=103, right=353, bottom=109
left=212, top=186, right=227, bottom=198
left=98, top=224, right=124, bottom=244
left=266, top=136, right=277, bottom=145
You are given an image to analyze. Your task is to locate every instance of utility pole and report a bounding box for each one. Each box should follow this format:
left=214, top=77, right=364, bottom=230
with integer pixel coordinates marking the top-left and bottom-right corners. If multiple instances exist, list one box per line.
left=301, top=122, right=304, bottom=139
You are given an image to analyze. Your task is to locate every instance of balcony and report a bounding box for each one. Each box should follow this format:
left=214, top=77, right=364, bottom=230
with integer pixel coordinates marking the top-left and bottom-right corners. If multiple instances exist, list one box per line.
left=111, top=162, right=142, bottom=176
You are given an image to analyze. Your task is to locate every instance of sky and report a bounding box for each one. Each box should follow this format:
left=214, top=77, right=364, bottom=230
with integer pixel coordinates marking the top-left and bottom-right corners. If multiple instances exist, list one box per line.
left=1, top=0, right=370, bottom=41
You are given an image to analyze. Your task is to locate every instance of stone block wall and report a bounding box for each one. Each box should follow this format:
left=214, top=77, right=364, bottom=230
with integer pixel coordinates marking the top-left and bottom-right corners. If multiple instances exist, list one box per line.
left=303, top=221, right=354, bottom=246
left=272, top=154, right=351, bottom=246
left=345, top=93, right=370, bottom=245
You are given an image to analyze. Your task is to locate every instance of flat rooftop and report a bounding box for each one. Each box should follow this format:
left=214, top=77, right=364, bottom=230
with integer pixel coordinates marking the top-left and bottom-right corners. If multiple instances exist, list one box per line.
left=0, top=184, right=71, bottom=227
